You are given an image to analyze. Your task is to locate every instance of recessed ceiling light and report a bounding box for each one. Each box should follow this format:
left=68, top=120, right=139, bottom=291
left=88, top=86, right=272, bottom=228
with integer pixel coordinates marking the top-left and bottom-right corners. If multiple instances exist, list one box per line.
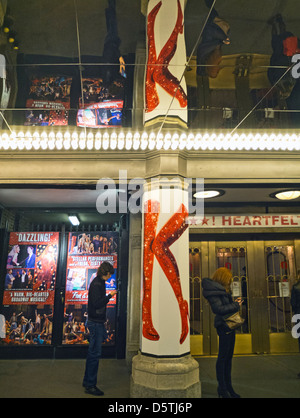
left=273, top=190, right=300, bottom=200
left=68, top=215, right=80, bottom=226
left=193, top=190, right=223, bottom=199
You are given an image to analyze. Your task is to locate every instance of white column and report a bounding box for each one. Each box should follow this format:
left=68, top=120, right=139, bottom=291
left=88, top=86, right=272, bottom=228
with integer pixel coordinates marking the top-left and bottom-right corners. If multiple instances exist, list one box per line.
left=141, top=178, right=190, bottom=356
left=144, top=0, right=188, bottom=127
left=130, top=178, right=201, bottom=397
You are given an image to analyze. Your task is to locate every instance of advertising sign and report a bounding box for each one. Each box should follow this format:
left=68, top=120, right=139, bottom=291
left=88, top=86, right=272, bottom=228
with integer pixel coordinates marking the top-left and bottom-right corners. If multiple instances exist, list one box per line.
left=188, top=214, right=300, bottom=228
left=25, top=76, right=72, bottom=126
left=63, top=231, right=118, bottom=346
left=77, top=77, right=124, bottom=128
left=1, top=232, right=59, bottom=345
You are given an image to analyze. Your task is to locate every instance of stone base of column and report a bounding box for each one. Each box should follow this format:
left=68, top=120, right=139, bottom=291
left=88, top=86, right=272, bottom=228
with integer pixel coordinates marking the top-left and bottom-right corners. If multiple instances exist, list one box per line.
left=130, top=352, right=201, bottom=398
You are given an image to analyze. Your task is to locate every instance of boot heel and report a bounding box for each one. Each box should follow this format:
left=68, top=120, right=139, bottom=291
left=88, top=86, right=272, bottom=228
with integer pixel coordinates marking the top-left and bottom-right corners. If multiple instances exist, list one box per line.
left=217, top=387, right=231, bottom=398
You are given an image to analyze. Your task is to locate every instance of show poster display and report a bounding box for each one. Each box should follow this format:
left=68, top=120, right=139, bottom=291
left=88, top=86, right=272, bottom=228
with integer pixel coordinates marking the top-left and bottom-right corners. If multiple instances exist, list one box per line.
left=25, top=76, right=72, bottom=126
left=77, top=78, right=124, bottom=128
left=63, top=231, right=118, bottom=346
left=1, top=232, right=59, bottom=345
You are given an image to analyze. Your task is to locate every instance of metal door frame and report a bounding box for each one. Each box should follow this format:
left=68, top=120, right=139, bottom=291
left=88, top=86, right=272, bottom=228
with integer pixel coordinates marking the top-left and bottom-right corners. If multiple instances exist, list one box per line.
left=190, top=240, right=251, bottom=355
left=263, top=239, right=299, bottom=353
left=190, top=238, right=300, bottom=356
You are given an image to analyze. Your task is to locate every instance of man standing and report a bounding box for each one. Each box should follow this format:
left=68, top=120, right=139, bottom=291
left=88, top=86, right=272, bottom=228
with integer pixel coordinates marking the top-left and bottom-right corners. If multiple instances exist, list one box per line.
left=25, top=246, right=36, bottom=268
left=5, top=269, right=15, bottom=289
left=82, top=261, right=117, bottom=396
left=20, top=269, right=28, bottom=289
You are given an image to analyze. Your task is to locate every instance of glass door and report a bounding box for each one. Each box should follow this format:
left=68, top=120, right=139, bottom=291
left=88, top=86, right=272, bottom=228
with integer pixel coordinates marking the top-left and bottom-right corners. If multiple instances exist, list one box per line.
left=189, top=239, right=300, bottom=356
left=189, top=241, right=252, bottom=355
left=265, top=242, right=299, bottom=353
left=189, top=246, right=205, bottom=355
left=216, top=244, right=252, bottom=354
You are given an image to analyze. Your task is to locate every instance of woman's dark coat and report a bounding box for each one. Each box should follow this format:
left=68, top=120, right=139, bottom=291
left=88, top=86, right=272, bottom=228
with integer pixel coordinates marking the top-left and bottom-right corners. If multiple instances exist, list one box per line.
left=202, top=278, right=240, bottom=329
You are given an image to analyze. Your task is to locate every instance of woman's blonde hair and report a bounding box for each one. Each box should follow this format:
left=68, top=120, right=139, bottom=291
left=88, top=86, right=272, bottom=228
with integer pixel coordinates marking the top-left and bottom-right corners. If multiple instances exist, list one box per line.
left=212, top=267, right=232, bottom=292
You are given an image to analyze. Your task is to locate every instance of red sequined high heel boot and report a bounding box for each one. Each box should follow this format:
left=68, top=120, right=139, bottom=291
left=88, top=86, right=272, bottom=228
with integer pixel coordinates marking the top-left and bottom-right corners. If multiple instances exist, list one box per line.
left=142, top=200, right=160, bottom=341
left=152, top=0, right=187, bottom=108
left=145, top=1, right=162, bottom=112
left=179, top=299, right=189, bottom=344
left=152, top=203, right=190, bottom=344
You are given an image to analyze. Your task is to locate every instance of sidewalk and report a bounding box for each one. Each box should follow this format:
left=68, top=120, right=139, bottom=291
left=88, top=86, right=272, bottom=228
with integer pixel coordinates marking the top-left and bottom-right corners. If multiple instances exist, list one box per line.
left=197, top=354, right=300, bottom=398
left=0, top=354, right=299, bottom=398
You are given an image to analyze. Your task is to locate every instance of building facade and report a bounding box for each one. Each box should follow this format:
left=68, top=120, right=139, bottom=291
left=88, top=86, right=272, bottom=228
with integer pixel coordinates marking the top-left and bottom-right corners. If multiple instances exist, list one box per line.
left=1, top=0, right=300, bottom=378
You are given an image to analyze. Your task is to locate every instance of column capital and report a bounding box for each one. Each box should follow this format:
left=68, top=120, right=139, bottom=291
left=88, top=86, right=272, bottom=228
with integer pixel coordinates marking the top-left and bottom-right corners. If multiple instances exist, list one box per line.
left=143, top=176, right=190, bottom=193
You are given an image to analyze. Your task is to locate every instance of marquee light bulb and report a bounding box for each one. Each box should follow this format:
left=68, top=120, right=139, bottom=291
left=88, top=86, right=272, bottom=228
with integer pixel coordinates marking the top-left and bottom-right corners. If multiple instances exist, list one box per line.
left=0, top=131, right=299, bottom=152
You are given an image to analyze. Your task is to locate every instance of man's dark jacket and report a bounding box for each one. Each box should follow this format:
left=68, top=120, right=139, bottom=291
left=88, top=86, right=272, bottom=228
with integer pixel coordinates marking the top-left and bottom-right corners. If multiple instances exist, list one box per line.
left=88, top=276, right=112, bottom=323
left=202, top=278, right=239, bottom=329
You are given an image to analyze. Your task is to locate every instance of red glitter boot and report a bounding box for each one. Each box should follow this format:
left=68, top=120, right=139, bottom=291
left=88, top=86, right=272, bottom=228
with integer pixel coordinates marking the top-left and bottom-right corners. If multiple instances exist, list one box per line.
left=152, top=203, right=190, bottom=344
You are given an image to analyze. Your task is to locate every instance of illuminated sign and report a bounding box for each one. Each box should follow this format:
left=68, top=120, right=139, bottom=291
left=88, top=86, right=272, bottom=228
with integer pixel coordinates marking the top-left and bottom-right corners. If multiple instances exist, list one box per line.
left=188, top=214, right=300, bottom=228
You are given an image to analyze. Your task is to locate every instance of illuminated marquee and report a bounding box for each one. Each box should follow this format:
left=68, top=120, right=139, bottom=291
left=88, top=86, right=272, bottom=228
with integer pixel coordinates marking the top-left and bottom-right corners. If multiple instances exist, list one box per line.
left=188, top=214, right=300, bottom=228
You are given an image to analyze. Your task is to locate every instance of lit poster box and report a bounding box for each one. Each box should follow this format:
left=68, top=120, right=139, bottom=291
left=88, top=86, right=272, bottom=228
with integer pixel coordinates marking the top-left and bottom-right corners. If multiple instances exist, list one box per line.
left=76, top=77, right=124, bottom=129
left=1, top=230, right=119, bottom=347
left=77, top=100, right=123, bottom=128
left=2, top=232, right=59, bottom=345
left=25, top=76, right=72, bottom=126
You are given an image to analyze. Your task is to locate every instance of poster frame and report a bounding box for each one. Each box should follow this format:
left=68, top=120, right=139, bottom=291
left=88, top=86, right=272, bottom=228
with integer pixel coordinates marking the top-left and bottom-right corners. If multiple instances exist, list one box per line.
left=0, top=219, right=129, bottom=360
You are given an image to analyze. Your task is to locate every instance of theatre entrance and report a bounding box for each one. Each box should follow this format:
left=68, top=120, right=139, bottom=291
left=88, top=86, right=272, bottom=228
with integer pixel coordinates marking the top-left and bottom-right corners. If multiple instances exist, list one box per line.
left=189, top=239, right=300, bottom=356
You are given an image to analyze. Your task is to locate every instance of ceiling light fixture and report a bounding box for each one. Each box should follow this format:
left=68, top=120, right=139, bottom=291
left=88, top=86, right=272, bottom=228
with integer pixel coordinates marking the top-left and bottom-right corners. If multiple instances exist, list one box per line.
left=3, top=17, right=13, bottom=33
left=12, top=41, right=19, bottom=50
left=272, top=190, right=300, bottom=201
left=193, top=190, right=223, bottom=199
left=68, top=215, right=80, bottom=226
left=7, top=31, right=16, bottom=43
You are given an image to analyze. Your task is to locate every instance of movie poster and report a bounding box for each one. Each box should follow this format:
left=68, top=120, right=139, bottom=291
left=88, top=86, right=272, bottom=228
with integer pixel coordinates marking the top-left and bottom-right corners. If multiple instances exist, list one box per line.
left=1, top=232, right=59, bottom=345
left=25, top=76, right=72, bottom=126
left=63, top=231, right=118, bottom=346
left=77, top=77, right=124, bottom=128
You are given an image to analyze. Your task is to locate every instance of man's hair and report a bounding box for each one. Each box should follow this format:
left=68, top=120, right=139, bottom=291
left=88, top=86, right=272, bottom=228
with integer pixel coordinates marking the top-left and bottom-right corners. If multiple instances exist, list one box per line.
left=97, top=261, right=114, bottom=277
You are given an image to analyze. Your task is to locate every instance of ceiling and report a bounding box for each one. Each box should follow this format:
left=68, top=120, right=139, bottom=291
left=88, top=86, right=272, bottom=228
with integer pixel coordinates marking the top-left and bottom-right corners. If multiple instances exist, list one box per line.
left=1, top=185, right=300, bottom=208
left=0, top=187, right=125, bottom=225
left=8, top=0, right=300, bottom=58
left=1, top=184, right=300, bottom=226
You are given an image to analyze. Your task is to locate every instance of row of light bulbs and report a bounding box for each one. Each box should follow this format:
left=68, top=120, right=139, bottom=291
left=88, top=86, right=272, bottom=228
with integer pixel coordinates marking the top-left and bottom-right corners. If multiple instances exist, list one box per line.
left=2, top=16, right=19, bottom=50
left=0, top=131, right=300, bottom=151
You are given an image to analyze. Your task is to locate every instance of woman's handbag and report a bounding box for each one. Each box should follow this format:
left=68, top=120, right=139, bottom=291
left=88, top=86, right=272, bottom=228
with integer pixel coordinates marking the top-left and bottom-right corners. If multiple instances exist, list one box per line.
left=223, top=311, right=244, bottom=330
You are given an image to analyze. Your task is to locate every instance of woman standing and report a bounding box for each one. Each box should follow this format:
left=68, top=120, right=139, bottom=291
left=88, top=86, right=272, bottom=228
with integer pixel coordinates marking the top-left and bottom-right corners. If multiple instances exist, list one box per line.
left=202, top=267, right=243, bottom=398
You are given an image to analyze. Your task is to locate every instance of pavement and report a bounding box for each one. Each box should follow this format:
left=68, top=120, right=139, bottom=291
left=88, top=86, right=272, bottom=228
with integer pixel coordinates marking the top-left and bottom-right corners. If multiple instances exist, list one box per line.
left=0, top=354, right=300, bottom=398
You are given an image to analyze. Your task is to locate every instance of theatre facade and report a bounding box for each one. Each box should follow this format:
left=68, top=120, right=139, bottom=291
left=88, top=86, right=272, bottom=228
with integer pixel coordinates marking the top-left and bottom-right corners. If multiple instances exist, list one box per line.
left=1, top=0, right=300, bottom=370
